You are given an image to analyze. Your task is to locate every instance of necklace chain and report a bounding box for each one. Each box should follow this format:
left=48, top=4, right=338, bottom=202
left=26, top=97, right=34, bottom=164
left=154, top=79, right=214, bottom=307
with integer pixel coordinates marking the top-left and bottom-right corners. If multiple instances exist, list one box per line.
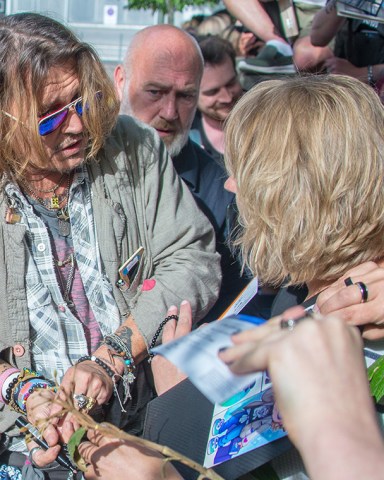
left=54, top=253, right=73, bottom=268
left=54, top=252, right=76, bottom=308
left=22, top=173, right=73, bottom=237
left=23, top=173, right=72, bottom=211
left=26, top=173, right=65, bottom=194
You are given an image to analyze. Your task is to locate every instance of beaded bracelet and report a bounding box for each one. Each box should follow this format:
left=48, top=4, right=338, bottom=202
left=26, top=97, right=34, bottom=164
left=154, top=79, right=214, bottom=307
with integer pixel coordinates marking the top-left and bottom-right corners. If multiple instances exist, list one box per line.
left=12, top=379, right=56, bottom=414
left=76, top=355, right=115, bottom=378
left=12, top=378, right=31, bottom=404
left=0, top=368, right=20, bottom=403
left=7, top=368, right=47, bottom=414
left=148, top=314, right=178, bottom=360
left=21, top=382, right=57, bottom=412
left=4, top=376, right=19, bottom=404
left=103, top=334, right=137, bottom=405
left=104, top=334, right=136, bottom=373
left=5, top=368, right=42, bottom=404
left=10, top=370, right=42, bottom=401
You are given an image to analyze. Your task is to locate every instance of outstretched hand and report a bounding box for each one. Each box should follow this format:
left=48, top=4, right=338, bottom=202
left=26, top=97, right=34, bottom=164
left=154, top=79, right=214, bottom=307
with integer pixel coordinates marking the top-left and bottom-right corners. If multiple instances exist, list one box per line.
left=151, top=300, right=192, bottom=395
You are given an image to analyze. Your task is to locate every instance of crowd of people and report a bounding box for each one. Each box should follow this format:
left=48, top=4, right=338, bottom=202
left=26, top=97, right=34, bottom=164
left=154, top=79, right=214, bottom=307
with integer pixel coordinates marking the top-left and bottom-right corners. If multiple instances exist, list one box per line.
left=0, top=4, right=382, bottom=480
left=185, top=2, right=384, bottom=92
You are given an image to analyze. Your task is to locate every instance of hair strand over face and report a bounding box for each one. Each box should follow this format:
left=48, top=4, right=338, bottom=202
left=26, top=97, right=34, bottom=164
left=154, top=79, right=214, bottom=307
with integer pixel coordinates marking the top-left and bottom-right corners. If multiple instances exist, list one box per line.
left=0, top=12, right=120, bottom=179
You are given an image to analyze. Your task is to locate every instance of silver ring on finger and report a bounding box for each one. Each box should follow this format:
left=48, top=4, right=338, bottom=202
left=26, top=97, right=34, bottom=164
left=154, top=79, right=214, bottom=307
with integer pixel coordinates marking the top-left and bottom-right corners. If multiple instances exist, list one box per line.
left=280, top=312, right=313, bottom=331
left=73, top=393, right=89, bottom=409
left=280, top=318, right=299, bottom=331
left=356, top=281, right=369, bottom=303
left=29, top=446, right=43, bottom=467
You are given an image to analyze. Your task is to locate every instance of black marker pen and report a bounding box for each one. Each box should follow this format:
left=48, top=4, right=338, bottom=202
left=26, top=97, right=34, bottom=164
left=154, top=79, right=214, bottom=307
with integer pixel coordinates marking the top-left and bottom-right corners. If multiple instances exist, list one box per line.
left=15, top=416, right=77, bottom=474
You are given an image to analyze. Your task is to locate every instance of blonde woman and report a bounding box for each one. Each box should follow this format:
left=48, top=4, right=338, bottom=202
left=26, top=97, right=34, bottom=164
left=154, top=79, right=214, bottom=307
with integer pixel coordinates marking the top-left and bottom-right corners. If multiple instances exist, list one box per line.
left=223, top=73, right=384, bottom=478
left=224, top=74, right=384, bottom=330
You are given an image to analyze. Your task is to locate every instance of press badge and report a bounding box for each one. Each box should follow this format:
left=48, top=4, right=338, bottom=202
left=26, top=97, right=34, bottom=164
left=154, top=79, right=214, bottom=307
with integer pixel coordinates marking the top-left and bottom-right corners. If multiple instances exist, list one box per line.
left=117, top=246, right=144, bottom=289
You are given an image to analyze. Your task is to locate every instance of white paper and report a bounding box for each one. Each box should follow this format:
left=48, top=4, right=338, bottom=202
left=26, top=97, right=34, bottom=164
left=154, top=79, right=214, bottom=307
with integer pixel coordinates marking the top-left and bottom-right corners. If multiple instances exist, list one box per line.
left=152, top=314, right=266, bottom=404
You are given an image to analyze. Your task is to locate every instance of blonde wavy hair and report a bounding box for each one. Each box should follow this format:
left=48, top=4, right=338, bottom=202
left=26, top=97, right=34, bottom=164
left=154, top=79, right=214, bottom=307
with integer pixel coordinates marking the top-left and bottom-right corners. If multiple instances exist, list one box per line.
left=225, top=75, right=384, bottom=287
left=0, top=13, right=120, bottom=180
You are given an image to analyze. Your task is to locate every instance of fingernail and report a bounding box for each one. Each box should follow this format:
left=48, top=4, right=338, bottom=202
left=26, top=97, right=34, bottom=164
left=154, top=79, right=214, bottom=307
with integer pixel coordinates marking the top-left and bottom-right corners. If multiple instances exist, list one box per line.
left=181, top=300, right=189, bottom=305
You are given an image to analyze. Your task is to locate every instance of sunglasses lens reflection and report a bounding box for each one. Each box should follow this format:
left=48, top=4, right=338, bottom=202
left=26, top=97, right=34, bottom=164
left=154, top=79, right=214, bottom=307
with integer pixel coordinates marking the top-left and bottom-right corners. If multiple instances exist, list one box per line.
left=38, top=92, right=100, bottom=136
left=75, top=101, right=84, bottom=116
left=38, top=99, right=85, bottom=136
left=39, top=109, right=70, bottom=136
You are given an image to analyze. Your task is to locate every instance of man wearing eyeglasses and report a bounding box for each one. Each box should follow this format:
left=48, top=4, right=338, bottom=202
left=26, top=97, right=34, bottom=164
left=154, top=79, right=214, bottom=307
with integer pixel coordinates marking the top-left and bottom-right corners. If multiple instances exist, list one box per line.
left=0, top=12, right=220, bottom=478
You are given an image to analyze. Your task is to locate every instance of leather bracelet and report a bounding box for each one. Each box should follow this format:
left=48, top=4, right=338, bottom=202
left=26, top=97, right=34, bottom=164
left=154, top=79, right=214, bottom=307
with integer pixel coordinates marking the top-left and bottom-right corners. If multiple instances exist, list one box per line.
left=76, top=355, right=115, bottom=378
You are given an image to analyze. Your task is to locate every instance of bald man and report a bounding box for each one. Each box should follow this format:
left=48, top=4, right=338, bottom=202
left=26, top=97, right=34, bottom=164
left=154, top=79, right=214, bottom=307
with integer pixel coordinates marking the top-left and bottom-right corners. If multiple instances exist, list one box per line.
left=115, top=25, right=202, bottom=157
left=114, top=25, right=247, bottom=321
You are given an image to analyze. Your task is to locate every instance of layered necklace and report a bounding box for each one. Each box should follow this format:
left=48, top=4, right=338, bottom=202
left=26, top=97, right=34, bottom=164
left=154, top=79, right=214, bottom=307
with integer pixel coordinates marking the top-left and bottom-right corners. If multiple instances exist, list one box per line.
left=23, top=173, right=72, bottom=237
left=21, top=174, right=77, bottom=311
left=54, top=251, right=76, bottom=310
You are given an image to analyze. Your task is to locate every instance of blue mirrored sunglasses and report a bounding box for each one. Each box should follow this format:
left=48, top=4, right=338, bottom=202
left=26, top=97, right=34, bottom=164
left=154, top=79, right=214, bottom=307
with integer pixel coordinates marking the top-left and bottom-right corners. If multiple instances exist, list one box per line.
left=38, top=92, right=102, bottom=136
left=38, top=97, right=84, bottom=136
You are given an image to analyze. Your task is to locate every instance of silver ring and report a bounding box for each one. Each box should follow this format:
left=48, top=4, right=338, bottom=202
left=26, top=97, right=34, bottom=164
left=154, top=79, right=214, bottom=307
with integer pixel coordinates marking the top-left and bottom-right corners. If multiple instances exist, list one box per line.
left=73, top=393, right=89, bottom=409
left=280, top=318, right=298, bottom=331
left=29, top=446, right=42, bottom=467
left=280, top=313, right=312, bottom=331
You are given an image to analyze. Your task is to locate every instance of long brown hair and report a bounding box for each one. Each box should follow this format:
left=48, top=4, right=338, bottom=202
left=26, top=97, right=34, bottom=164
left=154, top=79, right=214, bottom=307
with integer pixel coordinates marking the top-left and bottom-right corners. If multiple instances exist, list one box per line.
left=0, top=13, right=119, bottom=179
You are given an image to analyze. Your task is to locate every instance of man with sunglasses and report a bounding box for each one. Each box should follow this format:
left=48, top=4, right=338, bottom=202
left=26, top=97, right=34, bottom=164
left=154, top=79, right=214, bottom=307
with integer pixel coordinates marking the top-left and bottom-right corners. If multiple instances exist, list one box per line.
left=0, top=12, right=220, bottom=478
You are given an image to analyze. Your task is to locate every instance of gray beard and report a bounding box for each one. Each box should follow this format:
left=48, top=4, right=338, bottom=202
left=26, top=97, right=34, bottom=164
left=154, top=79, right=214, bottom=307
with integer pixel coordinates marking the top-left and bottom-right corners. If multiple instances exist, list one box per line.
left=166, top=129, right=190, bottom=157
left=120, top=81, right=193, bottom=158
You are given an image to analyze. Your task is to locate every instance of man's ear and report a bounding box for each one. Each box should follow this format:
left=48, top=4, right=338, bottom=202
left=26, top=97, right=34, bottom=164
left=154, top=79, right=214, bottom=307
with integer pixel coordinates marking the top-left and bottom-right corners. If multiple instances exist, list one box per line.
left=114, top=64, right=125, bottom=100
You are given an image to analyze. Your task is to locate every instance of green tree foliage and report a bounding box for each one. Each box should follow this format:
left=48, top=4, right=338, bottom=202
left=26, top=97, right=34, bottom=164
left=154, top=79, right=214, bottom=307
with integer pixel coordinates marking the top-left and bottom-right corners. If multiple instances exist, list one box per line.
left=124, top=0, right=220, bottom=24
left=125, top=1, right=219, bottom=15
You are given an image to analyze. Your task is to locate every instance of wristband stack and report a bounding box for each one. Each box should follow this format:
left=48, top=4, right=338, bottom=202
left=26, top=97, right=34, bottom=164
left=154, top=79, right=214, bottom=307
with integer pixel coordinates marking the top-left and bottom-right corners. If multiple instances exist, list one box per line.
left=75, top=352, right=132, bottom=410
left=2, top=368, right=56, bottom=414
left=103, top=334, right=136, bottom=404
